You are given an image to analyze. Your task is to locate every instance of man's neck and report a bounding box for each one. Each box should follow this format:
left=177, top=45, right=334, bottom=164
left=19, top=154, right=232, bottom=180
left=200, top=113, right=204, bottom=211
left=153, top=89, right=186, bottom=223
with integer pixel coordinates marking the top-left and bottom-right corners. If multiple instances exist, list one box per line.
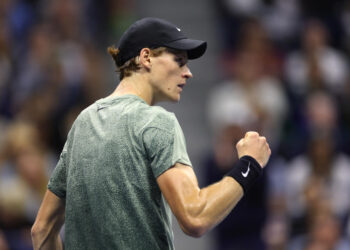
left=109, top=74, right=155, bottom=105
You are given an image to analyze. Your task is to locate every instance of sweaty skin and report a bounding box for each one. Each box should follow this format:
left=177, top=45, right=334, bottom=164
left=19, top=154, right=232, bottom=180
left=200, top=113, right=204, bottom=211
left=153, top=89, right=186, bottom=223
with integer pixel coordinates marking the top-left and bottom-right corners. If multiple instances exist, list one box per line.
left=157, top=131, right=270, bottom=237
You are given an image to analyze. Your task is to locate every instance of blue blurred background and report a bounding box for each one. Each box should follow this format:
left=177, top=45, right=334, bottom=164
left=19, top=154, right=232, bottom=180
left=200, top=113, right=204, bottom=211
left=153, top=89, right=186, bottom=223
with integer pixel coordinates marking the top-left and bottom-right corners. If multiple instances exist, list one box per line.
left=1, top=0, right=350, bottom=249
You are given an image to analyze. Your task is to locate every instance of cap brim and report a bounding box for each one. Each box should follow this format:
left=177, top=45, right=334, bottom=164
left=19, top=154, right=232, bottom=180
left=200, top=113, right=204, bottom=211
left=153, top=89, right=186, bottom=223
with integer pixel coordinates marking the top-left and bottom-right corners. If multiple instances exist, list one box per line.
left=165, top=39, right=207, bottom=59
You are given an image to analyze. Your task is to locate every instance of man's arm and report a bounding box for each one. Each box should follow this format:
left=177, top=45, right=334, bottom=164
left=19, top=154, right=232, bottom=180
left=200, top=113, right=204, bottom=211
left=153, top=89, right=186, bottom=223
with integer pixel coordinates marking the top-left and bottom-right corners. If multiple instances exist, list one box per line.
left=158, top=164, right=243, bottom=237
left=157, top=131, right=271, bottom=237
left=31, top=190, right=65, bottom=250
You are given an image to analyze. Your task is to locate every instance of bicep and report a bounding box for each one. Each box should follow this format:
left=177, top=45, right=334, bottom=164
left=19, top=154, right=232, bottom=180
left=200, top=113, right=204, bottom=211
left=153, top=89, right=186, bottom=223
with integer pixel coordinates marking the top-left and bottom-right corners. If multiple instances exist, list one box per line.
left=157, top=163, right=204, bottom=225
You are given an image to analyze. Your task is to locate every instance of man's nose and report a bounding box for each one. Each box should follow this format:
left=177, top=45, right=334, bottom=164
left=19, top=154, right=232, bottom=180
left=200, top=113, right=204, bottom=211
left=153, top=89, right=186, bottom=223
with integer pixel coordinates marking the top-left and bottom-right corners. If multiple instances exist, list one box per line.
left=182, top=65, right=193, bottom=79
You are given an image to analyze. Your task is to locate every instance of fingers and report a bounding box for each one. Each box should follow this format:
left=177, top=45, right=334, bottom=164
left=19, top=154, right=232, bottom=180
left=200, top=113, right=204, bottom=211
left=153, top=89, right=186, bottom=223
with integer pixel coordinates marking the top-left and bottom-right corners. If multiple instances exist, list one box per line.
left=245, top=131, right=259, bottom=139
left=259, top=136, right=266, bottom=143
left=236, top=131, right=272, bottom=167
left=244, top=132, right=268, bottom=147
left=236, top=138, right=244, bottom=148
left=237, top=132, right=265, bottom=148
left=259, top=136, right=270, bottom=149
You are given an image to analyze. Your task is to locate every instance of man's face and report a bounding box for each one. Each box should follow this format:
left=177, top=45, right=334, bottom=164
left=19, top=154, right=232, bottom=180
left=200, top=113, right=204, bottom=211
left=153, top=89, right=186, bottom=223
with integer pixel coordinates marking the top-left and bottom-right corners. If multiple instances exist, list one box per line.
left=149, top=50, right=192, bottom=103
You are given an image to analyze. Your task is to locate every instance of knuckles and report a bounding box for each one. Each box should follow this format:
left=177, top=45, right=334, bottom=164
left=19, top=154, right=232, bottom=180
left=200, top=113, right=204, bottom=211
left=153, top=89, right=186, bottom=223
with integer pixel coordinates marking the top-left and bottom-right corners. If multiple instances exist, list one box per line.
left=245, top=131, right=259, bottom=138
left=237, top=133, right=271, bottom=153
left=236, top=132, right=271, bottom=167
left=235, top=139, right=243, bottom=148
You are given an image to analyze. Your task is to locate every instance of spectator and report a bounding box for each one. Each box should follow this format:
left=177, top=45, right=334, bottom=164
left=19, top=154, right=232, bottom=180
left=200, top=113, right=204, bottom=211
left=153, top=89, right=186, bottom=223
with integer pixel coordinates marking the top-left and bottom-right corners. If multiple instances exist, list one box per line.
left=208, top=48, right=288, bottom=150
left=262, top=156, right=289, bottom=250
left=0, top=121, right=54, bottom=250
left=220, top=18, right=284, bottom=79
left=288, top=209, right=350, bottom=250
left=265, top=90, right=350, bottom=249
left=283, top=92, right=350, bottom=238
left=11, top=22, right=59, bottom=115
left=213, top=0, right=301, bottom=51
left=284, top=134, right=350, bottom=236
left=285, top=19, right=348, bottom=97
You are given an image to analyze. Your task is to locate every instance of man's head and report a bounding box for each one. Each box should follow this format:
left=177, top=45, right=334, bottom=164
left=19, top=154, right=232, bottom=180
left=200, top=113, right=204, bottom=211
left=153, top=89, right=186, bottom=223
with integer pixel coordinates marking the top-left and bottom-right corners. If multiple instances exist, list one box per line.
left=108, top=17, right=207, bottom=80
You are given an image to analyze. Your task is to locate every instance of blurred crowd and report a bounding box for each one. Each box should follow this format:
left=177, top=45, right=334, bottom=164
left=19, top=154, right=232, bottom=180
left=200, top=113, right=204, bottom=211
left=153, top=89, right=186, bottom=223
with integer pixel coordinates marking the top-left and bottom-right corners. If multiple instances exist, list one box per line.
left=0, top=0, right=135, bottom=249
left=205, top=0, right=350, bottom=249
left=1, top=0, right=350, bottom=250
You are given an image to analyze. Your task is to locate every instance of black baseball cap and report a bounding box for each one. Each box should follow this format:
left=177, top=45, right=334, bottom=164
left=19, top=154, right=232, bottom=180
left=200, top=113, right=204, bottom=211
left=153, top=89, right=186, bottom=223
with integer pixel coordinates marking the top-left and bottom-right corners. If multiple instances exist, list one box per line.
left=116, top=17, right=207, bottom=67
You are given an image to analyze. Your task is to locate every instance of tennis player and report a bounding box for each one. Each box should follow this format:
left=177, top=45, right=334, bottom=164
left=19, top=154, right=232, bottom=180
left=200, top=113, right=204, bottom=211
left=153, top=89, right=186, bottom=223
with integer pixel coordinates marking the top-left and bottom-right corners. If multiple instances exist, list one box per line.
left=31, top=17, right=271, bottom=250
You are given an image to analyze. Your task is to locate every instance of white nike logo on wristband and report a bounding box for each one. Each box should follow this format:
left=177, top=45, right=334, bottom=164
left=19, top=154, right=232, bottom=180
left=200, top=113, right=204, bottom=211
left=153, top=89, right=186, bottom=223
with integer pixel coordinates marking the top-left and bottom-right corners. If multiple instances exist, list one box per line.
left=242, top=162, right=251, bottom=178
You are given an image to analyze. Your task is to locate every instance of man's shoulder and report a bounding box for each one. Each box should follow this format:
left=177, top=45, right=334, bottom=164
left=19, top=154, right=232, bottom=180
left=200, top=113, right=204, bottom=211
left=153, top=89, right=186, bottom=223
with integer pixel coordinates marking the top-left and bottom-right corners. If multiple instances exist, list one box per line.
left=141, top=106, right=177, bottom=132
left=68, top=103, right=97, bottom=128
left=147, top=105, right=175, bottom=119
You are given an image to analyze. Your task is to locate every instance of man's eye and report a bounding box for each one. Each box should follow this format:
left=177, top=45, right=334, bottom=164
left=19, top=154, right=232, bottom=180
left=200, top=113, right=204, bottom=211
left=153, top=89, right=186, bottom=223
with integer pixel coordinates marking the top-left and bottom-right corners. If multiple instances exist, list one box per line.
left=175, top=57, right=185, bottom=67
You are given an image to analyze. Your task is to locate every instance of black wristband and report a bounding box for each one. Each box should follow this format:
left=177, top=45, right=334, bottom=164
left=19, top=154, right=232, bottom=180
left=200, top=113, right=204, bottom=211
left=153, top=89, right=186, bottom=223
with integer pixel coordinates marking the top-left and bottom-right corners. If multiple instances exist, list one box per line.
left=227, top=155, right=263, bottom=194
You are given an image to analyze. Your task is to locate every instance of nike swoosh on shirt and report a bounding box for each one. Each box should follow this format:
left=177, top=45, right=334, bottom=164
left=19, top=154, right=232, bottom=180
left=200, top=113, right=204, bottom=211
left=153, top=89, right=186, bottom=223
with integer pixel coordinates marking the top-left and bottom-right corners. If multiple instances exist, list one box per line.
left=241, top=162, right=251, bottom=178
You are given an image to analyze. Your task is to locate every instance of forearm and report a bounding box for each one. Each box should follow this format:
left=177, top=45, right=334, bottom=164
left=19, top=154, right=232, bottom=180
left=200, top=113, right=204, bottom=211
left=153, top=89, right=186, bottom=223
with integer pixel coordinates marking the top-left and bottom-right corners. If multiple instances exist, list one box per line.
left=32, top=232, right=63, bottom=250
left=186, top=156, right=263, bottom=234
left=159, top=162, right=253, bottom=237
left=187, top=176, right=243, bottom=234
left=31, top=190, right=65, bottom=250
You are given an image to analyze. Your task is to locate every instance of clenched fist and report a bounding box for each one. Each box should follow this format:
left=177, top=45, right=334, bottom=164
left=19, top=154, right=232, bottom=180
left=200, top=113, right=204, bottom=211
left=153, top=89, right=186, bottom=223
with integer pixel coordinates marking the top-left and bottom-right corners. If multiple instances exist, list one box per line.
left=236, top=131, right=271, bottom=167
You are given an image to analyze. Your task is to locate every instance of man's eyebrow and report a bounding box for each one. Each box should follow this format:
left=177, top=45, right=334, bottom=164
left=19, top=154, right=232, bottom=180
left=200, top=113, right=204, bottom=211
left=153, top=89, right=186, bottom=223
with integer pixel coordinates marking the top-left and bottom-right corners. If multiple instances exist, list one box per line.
left=173, top=52, right=188, bottom=60
left=167, top=48, right=187, bottom=57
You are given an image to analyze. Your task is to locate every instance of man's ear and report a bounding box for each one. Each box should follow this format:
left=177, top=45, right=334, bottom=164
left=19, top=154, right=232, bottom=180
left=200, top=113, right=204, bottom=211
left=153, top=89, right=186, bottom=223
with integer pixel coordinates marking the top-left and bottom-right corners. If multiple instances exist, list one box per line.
left=139, top=48, right=152, bottom=70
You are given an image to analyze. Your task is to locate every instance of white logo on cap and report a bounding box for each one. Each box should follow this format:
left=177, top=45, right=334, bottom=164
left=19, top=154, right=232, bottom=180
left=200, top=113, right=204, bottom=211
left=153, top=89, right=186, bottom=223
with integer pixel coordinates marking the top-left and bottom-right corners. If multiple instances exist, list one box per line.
left=176, top=27, right=181, bottom=31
